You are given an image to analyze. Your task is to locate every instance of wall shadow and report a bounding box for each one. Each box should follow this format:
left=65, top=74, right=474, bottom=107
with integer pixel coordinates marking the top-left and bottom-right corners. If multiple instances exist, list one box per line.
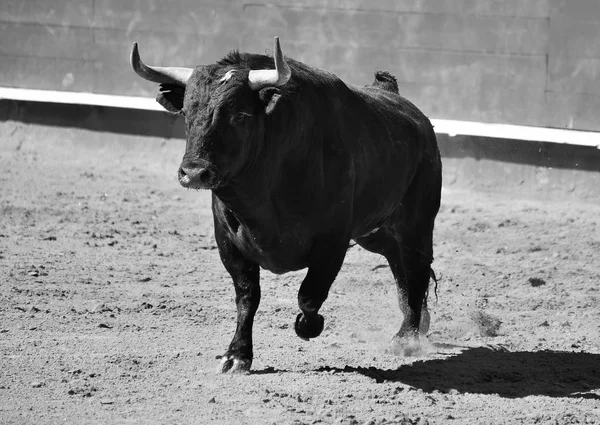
left=438, top=133, right=600, bottom=172
left=3, top=100, right=599, bottom=173
left=316, top=347, right=600, bottom=399
left=0, top=99, right=186, bottom=139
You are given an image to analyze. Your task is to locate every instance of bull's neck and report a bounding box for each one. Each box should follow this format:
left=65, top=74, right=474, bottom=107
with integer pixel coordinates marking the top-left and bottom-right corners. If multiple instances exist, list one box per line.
left=212, top=148, right=317, bottom=227
left=211, top=171, right=275, bottom=222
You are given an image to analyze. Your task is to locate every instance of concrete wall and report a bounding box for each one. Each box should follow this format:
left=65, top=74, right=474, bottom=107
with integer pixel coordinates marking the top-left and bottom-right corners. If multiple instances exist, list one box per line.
left=1, top=0, right=600, bottom=131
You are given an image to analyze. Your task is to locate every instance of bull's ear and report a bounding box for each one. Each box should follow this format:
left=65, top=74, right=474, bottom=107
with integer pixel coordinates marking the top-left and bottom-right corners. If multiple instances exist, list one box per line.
left=259, top=87, right=282, bottom=115
left=156, top=84, right=185, bottom=113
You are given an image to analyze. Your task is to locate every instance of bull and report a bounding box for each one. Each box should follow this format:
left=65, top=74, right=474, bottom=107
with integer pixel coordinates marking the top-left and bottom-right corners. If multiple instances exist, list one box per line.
left=131, top=37, right=442, bottom=373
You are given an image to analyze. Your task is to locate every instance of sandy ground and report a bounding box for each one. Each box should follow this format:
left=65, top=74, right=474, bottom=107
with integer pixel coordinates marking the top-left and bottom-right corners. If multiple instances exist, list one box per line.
left=1, top=122, right=599, bottom=425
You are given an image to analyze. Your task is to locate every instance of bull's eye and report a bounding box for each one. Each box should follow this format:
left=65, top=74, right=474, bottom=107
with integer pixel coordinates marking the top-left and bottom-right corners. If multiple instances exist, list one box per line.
left=231, top=112, right=252, bottom=125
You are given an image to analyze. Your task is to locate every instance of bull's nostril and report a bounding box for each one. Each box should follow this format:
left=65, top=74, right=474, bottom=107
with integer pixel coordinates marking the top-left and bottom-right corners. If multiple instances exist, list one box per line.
left=178, top=166, right=213, bottom=188
left=178, top=167, right=192, bottom=186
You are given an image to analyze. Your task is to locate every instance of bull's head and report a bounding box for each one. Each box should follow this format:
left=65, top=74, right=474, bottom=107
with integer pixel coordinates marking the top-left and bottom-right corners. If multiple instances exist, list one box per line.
left=131, top=37, right=291, bottom=190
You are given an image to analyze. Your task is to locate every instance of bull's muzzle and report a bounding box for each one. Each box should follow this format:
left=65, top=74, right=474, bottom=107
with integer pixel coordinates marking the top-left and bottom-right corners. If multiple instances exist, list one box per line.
left=178, top=165, right=216, bottom=190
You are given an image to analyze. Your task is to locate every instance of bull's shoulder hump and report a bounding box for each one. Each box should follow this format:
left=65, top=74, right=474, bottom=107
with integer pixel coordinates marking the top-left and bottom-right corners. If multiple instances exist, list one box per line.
left=349, top=84, right=433, bottom=130
left=350, top=84, right=415, bottom=111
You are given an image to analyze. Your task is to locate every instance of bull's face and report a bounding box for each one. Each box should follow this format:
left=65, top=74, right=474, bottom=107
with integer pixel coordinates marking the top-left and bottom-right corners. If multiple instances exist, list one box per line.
left=131, top=37, right=291, bottom=191
left=177, top=69, right=263, bottom=190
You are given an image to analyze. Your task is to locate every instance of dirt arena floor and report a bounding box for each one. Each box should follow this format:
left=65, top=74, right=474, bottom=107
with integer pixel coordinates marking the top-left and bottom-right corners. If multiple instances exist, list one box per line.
left=1, top=121, right=599, bottom=424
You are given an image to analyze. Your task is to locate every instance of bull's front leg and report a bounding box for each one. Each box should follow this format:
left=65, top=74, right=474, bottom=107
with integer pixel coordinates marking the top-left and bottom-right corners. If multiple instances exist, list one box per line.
left=214, top=218, right=260, bottom=373
left=295, top=232, right=350, bottom=340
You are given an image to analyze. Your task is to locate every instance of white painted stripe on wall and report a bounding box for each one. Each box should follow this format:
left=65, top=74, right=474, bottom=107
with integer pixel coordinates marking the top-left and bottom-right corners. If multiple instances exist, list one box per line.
left=432, top=119, right=600, bottom=148
left=0, top=87, right=163, bottom=111
left=1, top=87, right=599, bottom=148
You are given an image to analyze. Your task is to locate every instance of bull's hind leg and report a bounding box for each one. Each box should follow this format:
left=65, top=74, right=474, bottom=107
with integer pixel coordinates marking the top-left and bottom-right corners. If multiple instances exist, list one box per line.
left=357, top=166, right=441, bottom=354
left=356, top=227, right=431, bottom=338
left=391, top=160, right=441, bottom=353
left=392, top=227, right=434, bottom=342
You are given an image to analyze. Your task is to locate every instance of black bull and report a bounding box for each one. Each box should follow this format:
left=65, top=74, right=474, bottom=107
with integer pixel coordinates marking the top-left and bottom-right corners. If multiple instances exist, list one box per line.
left=131, top=38, right=442, bottom=373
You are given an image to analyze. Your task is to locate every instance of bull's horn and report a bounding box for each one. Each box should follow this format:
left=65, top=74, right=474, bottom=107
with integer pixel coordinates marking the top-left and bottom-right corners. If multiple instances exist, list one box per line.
left=248, top=37, right=291, bottom=90
left=130, top=42, right=193, bottom=86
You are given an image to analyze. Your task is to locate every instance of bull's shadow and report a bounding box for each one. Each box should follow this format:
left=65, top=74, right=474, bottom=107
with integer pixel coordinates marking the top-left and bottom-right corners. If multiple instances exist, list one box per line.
left=316, top=347, right=600, bottom=399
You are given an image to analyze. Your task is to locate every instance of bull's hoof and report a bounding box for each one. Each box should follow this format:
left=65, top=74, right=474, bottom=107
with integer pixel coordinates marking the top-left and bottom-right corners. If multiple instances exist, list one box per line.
left=217, top=354, right=252, bottom=374
left=294, top=313, right=324, bottom=340
left=391, top=330, right=422, bottom=357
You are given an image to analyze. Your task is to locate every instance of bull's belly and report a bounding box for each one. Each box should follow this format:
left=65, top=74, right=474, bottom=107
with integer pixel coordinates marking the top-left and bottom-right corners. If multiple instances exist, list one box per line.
left=219, top=197, right=399, bottom=274
left=351, top=225, right=382, bottom=240
left=230, top=227, right=312, bottom=275
left=350, top=205, right=397, bottom=240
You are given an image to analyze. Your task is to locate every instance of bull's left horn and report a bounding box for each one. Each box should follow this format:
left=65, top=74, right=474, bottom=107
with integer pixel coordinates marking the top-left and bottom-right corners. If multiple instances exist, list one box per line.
left=130, top=42, right=193, bottom=87
left=248, top=37, right=291, bottom=90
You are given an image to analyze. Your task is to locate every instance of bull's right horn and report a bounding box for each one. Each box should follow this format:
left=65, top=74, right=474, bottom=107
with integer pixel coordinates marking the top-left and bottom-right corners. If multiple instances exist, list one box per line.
left=248, top=37, right=291, bottom=90
left=130, top=43, right=193, bottom=87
